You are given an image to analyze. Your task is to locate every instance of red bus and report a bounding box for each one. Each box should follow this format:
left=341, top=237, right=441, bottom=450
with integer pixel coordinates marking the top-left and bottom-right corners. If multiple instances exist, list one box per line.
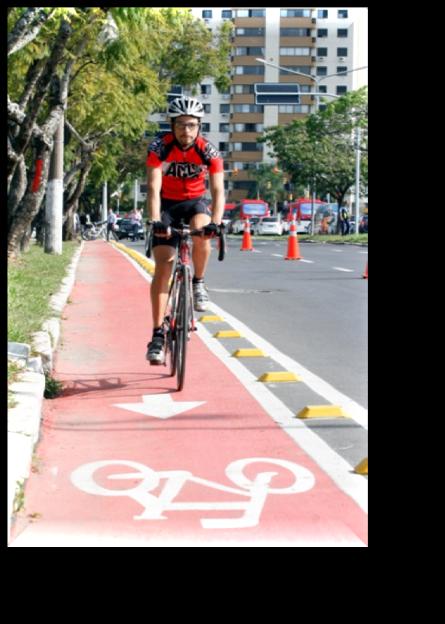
left=229, top=199, right=270, bottom=234
left=286, top=197, right=327, bottom=233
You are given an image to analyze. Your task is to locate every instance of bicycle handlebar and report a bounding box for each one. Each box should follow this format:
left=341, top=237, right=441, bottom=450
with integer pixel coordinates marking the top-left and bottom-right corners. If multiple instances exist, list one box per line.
left=146, top=221, right=226, bottom=261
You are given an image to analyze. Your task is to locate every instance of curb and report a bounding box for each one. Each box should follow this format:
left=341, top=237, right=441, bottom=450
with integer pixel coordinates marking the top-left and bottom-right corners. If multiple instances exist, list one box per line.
left=7, top=241, right=84, bottom=542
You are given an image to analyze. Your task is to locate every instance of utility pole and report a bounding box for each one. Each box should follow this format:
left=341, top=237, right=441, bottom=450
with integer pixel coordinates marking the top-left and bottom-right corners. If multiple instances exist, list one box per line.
left=45, top=114, right=64, bottom=254
left=102, top=181, right=108, bottom=222
left=354, top=126, right=361, bottom=234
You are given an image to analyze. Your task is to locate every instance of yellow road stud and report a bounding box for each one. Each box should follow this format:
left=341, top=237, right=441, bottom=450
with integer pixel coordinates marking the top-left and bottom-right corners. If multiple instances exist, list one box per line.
left=214, top=330, right=242, bottom=338
left=258, top=372, right=302, bottom=382
left=199, top=315, right=224, bottom=322
left=297, top=405, right=349, bottom=419
left=354, top=458, right=368, bottom=475
left=232, top=349, right=265, bottom=357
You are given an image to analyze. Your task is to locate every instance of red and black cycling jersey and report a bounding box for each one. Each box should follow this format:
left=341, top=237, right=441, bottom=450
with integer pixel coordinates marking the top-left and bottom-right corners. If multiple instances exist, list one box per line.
left=146, top=132, right=224, bottom=201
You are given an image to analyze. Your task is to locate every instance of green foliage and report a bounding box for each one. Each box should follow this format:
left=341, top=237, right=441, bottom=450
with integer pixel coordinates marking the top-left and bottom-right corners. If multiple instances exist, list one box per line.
left=44, top=373, right=64, bottom=399
left=260, top=88, right=368, bottom=204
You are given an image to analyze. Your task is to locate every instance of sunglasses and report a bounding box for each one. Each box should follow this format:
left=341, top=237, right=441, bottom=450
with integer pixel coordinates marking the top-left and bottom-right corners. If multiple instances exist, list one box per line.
left=174, top=122, right=200, bottom=130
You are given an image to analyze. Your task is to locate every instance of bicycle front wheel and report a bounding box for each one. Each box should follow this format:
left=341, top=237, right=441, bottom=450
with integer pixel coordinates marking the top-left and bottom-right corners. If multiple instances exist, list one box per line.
left=176, top=266, right=191, bottom=391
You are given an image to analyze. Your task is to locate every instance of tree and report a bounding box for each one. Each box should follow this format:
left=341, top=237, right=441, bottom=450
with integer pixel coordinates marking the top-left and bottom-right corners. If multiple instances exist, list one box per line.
left=260, top=87, right=368, bottom=228
left=7, top=7, right=233, bottom=256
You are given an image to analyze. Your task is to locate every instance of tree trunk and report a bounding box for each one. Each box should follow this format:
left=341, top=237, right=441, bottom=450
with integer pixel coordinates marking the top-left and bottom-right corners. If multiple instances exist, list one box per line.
left=7, top=147, right=51, bottom=260
left=8, top=155, right=27, bottom=227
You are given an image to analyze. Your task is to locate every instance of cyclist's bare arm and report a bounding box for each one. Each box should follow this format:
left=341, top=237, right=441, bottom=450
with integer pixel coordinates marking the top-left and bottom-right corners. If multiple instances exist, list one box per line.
left=147, top=166, right=162, bottom=222
left=209, top=171, right=225, bottom=225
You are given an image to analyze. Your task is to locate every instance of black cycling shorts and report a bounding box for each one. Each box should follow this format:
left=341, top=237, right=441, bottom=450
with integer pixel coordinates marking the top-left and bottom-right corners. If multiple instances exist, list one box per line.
left=152, top=196, right=212, bottom=249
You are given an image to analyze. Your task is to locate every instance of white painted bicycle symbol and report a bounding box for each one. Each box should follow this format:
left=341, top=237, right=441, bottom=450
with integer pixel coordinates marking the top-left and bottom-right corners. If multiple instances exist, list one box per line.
left=71, top=457, right=315, bottom=529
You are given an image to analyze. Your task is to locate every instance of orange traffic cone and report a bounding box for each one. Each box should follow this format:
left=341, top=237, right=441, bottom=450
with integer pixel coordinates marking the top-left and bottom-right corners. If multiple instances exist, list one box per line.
left=285, top=219, right=301, bottom=260
left=240, top=218, right=253, bottom=251
left=363, top=262, right=368, bottom=279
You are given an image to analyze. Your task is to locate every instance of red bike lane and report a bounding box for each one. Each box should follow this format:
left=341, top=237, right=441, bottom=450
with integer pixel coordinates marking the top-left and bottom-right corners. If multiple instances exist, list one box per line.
left=10, top=241, right=367, bottom=547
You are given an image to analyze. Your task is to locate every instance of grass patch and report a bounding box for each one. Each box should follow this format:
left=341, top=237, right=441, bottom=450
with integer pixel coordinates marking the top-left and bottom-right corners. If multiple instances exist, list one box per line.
left=8, top=240, right=80, bottom=345
left=44, top=373, right=64, bottom=399
left=8, top=361, right=22, bottom=408
left=299, top=233, right=368, bottom=244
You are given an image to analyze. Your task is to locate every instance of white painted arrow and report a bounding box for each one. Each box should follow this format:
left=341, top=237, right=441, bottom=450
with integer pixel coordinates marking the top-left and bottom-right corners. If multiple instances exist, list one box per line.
left=113, top=394, right=205, bottom=419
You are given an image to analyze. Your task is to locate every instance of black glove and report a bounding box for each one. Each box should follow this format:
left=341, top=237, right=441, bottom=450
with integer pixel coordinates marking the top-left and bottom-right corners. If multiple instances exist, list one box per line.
left=203, top=223, right=220, bottom=238
left=152, top=220, right=168, bottom=235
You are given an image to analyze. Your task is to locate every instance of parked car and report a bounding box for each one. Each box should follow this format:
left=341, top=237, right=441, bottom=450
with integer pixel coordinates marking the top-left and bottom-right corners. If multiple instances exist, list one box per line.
left=359, top=214, right=368, bottom=233
left=115, top=218, right=144, bottom=240
left=256, top=216, right=284, bottom=236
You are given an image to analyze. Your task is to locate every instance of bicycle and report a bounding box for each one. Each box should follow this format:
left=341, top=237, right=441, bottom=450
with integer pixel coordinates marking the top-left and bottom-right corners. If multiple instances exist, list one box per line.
left=81, top=220, right=108, bottom=241
left=146, top=220, right=226, bottom=391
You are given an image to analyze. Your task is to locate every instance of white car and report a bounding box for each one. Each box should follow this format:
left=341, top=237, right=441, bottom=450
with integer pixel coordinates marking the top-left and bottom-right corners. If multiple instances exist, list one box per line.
left=256, top=217, right=284, bottom=236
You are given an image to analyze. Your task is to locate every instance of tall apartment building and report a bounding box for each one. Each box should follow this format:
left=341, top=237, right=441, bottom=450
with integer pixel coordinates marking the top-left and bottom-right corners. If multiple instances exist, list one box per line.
left=149, top=7, right=368, bottom=202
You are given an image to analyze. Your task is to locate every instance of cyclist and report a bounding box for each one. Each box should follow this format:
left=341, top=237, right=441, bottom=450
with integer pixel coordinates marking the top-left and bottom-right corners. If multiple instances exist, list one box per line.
left=145, top=95, right=225, bottom=364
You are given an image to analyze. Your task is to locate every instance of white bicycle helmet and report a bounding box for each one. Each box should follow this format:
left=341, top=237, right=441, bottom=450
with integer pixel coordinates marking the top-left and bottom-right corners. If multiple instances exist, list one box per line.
left=167, top=96, right=205, bottom=118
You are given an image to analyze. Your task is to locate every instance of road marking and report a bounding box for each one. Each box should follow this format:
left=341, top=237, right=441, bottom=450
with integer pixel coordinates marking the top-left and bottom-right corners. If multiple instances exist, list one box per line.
left=113, top=394, right=205, bottom=419
left=197, top=322, right=367, bottom=513
left=112, top=245, right=368, bottom=512
left=70, top=457, right=316, bottom=530
left=300, top=259, right=314, bottom=263
left=333, top=267, right=354, bottom=272
left=272, top=254, right=283, bottom=258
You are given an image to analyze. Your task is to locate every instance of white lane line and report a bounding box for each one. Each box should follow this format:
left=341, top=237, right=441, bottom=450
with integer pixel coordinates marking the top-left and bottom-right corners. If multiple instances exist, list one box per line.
left=198, top=322, right=367, bottom=514
left=207, top=300, right=367, bottom=430
left=300, top=259, right=314, bottom=263
left=359, top=251, right=368, bottom=254
left=115, top=247, right=368, bottom=513
left=333, top=267, right=354, bottom=272
left=272, top=254, right=283, bottom=258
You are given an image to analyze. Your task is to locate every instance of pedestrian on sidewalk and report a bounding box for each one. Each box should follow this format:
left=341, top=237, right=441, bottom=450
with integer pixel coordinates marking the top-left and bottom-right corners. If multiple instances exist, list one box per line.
left=106, top=208, right=118, bottom=241
left=339, top=206, right=350, bottom=236
left=127, top=207, right=142, bottom=241
left=145, top=95, right=225, bottom=364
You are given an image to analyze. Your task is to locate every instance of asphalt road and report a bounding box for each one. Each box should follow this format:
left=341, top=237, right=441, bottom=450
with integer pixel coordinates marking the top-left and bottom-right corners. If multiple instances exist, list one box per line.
left=128, top=236, right=368, bottom=409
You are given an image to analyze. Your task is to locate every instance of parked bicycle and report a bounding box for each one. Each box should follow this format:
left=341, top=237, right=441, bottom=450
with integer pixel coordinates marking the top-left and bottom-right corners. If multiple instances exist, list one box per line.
left=81, top=220, right=108, bottom=241
left=145, top=220, right=226, bottom=391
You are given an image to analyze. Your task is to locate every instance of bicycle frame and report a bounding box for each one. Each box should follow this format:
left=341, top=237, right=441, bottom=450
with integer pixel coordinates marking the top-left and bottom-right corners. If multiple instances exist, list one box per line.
left=146, top=220, right=226, bottom=391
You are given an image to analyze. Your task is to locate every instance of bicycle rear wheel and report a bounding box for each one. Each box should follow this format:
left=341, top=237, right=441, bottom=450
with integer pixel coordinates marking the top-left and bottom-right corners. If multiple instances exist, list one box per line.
left=176, top=266, right=191, bottom=391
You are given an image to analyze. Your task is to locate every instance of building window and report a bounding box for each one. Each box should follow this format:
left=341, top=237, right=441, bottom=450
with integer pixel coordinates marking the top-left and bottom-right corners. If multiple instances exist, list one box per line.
left=336, top=66, right=348, bottom=75
left=236, top=9, right=265, bottom=17
left=278, top=104, right=310, bottom=113
left=201, top=123, right=210, bottom=132
left=316, top=66, right=327, bottom=76
left=219, top=142, right=229, bottom=152
left=280, top=47, right=311, bottom=56
left=279, top=66, right=311, bottom=75
left=317, top=47, right=328, bottom=56
left=337, top=48, right=348, bottom=57
left=235, top=27, right=265, bottom=36
left=233, top=84, right=255, bottom=94
left=201, top=84, right=212, bottom=95
left=318, top=9, right=328, bottom=18
left=319, top=85, right=327, bottom=93
left=202, top=10, right=212, bottom=19
left=336, top=86, right=347, bottom=95
left=281, top=9, right=311, bottom=17
left=317, top=29, right=328, bottom=37
left=221, top=10, right=232, bottom=19
left=219, top=123, right=230, bottom=133
left=234, top=47, right=265, bottom=56
left=280, top=28, right=311, bottom=37
left=220, top=104, right=230, bottom=114
left=319, top=104, right=327, bottom=112
left=203, top=103, right=211, bottom=113
left=338, top=9, right=348, bottom=18
left=233, top=104, right=264, bottom=113
left=337, top=28, right=348, bottom=37
left=235, top=66, right=265, bottom=75
left=233, top=123, right=264, bottom=132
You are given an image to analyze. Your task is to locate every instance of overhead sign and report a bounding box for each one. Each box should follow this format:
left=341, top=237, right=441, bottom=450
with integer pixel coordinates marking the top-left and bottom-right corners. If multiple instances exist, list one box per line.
left=254, top=83, right=300, bottom=105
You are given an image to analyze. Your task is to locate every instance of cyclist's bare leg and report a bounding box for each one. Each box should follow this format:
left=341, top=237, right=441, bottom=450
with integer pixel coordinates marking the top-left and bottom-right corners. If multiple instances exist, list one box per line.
left=151, top=245, right=176, bottom=328
left=190, top=213, right=211, bottom=279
